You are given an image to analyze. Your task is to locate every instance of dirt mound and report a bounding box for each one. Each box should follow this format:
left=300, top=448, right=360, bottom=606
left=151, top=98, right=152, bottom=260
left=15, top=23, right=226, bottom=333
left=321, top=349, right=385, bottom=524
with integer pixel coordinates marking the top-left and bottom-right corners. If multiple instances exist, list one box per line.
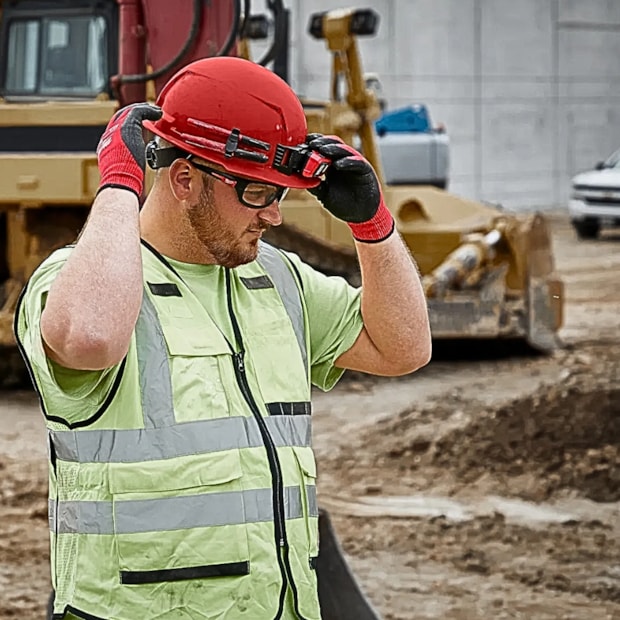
left=327, top=344, right=620, bottom=503
left=331, top=511, right=620, bottom=619
left=431, top=377, right=620, bottom=502
left=0, top=456, right=48, bottom=509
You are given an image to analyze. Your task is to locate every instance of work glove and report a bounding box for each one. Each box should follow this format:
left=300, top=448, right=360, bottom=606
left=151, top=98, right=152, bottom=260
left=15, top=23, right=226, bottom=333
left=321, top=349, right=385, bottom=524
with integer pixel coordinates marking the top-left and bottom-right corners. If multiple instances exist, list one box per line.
left=306, top=134, right=394, bottom=242
left=96, top=103, right=162, bottom=199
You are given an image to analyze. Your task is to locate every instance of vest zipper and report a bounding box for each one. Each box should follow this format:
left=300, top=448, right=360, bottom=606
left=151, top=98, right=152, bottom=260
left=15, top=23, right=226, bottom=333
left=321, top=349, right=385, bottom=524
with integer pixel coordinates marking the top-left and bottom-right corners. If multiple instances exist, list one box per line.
left=232, top=350, right=310, bottom=620
left=233, top=351, right=286, bottom=547
left=226, top=270, right=310, bottom=620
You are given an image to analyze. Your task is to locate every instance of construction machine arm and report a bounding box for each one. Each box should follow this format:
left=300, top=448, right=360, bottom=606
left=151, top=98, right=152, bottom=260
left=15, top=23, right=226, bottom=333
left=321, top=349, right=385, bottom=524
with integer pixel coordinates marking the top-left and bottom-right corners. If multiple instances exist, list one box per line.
left=309, top=9, right=385, bottom=182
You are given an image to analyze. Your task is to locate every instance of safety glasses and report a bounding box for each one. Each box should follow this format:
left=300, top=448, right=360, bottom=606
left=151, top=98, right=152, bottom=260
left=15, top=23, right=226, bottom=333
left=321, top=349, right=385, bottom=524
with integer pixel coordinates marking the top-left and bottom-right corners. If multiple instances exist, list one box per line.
left=190, top=160, right=289, bottom=208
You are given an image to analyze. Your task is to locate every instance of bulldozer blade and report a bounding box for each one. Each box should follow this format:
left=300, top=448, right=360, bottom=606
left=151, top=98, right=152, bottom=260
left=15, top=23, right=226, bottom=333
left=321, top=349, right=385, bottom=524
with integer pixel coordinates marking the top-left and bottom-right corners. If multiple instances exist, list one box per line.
left=317, top=509, right=382, bottom=620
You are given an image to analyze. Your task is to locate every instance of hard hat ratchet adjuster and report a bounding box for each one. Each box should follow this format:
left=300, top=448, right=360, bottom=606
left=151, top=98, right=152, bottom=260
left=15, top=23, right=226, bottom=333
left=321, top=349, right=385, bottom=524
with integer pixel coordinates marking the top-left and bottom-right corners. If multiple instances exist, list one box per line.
left=273, top=144, right=330, bottom=178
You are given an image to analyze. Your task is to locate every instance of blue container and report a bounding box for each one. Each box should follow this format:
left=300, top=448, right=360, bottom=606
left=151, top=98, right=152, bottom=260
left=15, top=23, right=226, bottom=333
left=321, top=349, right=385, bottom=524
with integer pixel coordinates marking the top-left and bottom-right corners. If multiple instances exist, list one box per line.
left=375, top=104, right=431, bottom=135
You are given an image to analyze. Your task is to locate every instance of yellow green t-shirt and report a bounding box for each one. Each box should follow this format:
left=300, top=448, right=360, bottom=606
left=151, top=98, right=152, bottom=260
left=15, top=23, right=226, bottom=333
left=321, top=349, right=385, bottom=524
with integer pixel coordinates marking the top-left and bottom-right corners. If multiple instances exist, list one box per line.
left=17, top=244, right=363, bottom=426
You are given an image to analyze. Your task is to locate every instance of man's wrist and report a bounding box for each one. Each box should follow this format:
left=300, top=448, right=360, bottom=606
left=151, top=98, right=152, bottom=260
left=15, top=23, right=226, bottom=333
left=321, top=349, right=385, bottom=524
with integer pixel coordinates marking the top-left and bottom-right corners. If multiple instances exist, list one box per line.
left=348, top=201, right=395, bottom=243
left=96, top=183, right=141, bottom=202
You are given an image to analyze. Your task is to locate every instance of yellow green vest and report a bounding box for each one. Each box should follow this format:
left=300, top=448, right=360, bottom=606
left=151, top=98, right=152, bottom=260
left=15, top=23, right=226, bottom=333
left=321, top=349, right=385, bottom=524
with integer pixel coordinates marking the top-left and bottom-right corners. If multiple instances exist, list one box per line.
left=18, top=241, right=321, bottom=620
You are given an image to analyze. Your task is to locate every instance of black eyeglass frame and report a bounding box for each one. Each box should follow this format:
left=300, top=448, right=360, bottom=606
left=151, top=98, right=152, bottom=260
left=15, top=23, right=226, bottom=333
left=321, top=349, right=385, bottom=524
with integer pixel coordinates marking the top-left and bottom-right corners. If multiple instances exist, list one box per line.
left=189, top=160, right=289, bottom=209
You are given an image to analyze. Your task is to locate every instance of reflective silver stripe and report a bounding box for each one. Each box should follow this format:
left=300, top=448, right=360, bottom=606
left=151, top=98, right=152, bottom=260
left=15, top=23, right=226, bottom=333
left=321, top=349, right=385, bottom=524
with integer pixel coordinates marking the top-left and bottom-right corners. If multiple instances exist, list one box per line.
left=49, top=485, right=318, bottom=535
left=48, top=499, right=56, bottom=533
left=50, top=415, right=311, bottom=463
left=265, top=415, right=312, bottom=450
left=135, top=290, right=175, bottom=428
left=257, top=243, right=308, bottom=377
left=50, top=497, right=113, bottom=535
left=307, top=484, right=318, bottom=518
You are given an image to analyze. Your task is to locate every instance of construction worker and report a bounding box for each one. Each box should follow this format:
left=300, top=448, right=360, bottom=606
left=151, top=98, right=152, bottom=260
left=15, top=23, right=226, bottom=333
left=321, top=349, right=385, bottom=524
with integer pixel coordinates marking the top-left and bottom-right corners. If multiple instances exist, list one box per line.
left=15, top=57, right=431, bottom=620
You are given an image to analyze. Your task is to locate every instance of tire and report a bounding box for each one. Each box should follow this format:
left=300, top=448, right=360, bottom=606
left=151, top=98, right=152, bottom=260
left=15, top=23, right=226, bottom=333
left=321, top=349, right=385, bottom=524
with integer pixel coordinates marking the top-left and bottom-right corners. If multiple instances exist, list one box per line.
left=572, top=218, right=600, bottom=240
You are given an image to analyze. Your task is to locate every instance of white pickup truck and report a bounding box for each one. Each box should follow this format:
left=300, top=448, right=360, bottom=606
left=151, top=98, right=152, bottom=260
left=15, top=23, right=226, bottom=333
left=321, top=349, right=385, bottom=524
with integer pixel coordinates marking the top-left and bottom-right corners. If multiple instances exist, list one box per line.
left=569, top=149, right=620, bottom=239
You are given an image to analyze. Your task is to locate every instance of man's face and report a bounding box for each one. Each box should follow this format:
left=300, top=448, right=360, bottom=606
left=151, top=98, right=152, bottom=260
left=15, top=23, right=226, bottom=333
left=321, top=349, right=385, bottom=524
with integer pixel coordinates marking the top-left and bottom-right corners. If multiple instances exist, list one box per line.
left=186, top=173, right=283, bottom=268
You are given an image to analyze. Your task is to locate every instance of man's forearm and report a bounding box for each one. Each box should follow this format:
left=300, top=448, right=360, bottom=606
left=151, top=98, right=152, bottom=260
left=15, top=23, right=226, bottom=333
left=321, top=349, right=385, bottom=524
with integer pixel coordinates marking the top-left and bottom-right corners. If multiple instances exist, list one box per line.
left=41, top=188, right=143, bottom=370
left=356, top=231, right=432, bottom=371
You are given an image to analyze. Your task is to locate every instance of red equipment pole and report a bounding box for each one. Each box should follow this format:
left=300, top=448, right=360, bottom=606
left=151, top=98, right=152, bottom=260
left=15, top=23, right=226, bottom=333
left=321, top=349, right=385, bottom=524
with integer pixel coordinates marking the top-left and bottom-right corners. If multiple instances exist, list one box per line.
left=114, top=0, right=146, bottom=105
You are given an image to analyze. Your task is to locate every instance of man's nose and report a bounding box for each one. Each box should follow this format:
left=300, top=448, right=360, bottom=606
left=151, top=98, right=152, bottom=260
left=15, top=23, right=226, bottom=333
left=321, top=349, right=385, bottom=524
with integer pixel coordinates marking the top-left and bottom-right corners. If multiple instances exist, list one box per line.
left=259, top=200, right=283, bottom=226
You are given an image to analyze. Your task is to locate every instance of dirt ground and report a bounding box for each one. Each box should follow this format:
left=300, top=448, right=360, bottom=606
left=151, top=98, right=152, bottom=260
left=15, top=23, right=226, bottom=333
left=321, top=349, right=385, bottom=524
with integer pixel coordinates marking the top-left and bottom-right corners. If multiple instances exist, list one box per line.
left=1, top=215, right=619, bottom=619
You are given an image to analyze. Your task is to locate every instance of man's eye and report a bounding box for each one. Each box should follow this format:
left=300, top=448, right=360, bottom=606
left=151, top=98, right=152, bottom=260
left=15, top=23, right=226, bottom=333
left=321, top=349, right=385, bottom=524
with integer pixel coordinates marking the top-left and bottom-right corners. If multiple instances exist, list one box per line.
left=246, top=186, right=273, bottom=196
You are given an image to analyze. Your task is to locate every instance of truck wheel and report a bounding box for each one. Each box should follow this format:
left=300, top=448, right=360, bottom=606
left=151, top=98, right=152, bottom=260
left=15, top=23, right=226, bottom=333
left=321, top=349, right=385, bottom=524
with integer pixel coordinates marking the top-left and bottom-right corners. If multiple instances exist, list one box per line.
left=572, top=219, right=600, bottom=240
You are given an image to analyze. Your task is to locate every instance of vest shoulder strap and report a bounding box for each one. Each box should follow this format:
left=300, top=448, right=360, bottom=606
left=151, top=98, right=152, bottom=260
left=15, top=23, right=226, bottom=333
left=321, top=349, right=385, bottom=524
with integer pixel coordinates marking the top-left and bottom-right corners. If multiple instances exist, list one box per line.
left=256, top=243, right=307, bottom=377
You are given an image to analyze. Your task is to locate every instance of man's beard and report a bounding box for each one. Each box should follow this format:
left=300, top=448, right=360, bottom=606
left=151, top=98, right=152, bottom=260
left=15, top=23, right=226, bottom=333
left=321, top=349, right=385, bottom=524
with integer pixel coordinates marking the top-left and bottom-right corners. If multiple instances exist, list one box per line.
left=186, top=181, right=269, bottom=268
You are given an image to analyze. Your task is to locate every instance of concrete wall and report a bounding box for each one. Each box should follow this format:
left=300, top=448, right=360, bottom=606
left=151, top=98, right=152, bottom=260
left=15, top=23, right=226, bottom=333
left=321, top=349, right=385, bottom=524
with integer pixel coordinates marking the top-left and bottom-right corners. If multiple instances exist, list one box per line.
left=254, top=0, right=620, bottom=210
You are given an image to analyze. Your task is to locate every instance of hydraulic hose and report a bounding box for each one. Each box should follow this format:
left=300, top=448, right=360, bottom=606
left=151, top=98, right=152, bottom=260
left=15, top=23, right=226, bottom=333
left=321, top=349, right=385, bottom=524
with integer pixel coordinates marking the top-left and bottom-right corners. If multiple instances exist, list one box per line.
left=238, top=0, right=252, bottom=39
left=257, top=0, right=286, bottom=66
left=217, top=0, right=242, bottom=56
left=118, top=0, right=241, bottom=85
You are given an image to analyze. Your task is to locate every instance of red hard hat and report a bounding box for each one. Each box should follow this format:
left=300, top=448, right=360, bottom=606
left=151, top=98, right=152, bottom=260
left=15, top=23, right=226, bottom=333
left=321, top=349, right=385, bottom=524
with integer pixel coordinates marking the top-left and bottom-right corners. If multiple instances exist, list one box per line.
left=143, top=56, right=319, bottom=189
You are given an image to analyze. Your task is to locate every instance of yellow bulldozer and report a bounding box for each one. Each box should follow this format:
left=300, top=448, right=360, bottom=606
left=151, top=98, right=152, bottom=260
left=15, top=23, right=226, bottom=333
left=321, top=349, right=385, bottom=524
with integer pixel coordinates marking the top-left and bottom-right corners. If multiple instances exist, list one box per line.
left=0, top=0, right=563, bottom=383
left=264, top=8, right=563, bottom=354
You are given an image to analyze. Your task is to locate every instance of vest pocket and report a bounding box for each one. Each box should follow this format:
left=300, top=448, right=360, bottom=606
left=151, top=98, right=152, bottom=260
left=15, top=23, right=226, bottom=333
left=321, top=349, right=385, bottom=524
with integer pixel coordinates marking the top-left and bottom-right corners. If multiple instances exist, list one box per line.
left=293, top=447, right=319, bottom=557
left=164, top=328, right=232, bottom=421
left=108, top=450, right=244, bottom=494
left=109, top=451, right=251, bottom=583
left=243, top=316, right=308, bottom=403
left=293, top=446, right=317, bottom=480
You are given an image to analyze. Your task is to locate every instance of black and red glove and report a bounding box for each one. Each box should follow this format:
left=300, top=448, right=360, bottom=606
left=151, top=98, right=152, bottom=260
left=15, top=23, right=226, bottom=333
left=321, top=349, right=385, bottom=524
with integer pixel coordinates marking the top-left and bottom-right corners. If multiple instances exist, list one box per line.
left=96, top=103, right=162, bottom=199
left=306, top=134, right=394, bottom=242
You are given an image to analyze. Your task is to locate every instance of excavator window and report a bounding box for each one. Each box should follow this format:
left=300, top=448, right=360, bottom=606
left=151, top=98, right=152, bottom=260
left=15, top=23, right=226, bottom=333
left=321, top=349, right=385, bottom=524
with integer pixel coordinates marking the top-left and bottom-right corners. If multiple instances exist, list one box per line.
left=4, top=15, right=108, bottom=99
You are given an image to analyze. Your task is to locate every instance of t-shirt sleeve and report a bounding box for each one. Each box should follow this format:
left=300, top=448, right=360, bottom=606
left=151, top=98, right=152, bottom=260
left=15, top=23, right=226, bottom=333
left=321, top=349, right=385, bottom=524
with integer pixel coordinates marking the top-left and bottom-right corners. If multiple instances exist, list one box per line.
left=15, top=252, right=121, bottom=425
left=283, top=251, right=364, bottom=392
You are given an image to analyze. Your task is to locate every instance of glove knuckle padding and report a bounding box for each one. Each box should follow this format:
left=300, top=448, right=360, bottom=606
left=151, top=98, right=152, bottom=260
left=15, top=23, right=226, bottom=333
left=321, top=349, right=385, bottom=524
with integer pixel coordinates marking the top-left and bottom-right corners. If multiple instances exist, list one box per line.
left=121, top=114, right=146, bottom=167
left=96, top=103, right=161, bottom=196
left=307, top=136, right=342, bottom=150
left=333, top=157, right=367, bottom=173
left=306, top=133, right=382, bottom=224
left=315, top=165, right=379, bottom=224
left=319, top=143, right=360, bottom=160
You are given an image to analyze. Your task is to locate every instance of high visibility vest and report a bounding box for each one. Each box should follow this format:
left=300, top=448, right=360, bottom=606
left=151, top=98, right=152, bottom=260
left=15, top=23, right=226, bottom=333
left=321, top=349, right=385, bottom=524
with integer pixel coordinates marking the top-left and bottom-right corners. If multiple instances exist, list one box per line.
left=17, top=241, right=321, bottom=620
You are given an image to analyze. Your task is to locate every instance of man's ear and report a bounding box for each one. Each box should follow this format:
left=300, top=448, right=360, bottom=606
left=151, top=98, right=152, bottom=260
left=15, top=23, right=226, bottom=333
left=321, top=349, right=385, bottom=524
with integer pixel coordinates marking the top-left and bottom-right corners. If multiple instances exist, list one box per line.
left=168, top=159, right=198, bottom=201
